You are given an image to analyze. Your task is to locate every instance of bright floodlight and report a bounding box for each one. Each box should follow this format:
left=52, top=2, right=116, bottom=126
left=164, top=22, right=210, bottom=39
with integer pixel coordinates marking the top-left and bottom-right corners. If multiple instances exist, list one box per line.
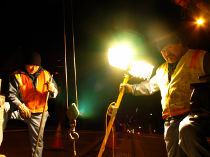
left=196, top=18, right=204, bottom=25
left=128, top=61, right=154, bottom=80
left=108, top=44, right=133, bottom=70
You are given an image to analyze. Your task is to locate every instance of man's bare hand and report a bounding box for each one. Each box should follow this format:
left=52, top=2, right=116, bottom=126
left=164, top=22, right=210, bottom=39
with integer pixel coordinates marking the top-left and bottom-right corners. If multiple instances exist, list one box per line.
left=119, top=83, right=132, bottom=93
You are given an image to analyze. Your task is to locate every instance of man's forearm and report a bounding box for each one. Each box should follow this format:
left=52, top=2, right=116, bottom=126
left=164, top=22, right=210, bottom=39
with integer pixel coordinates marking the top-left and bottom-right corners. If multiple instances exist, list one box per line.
left=131, top=81, right=156, bottom=96
left=131, top=76, right=159, bottom=96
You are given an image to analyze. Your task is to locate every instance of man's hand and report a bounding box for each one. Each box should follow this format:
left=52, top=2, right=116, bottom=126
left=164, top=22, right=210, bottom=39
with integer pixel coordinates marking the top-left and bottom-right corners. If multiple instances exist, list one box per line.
left=119, top=83, right=132, bottom=93
left=17, top=103, right=31, bottom=119
left=47, top=82, right=56, bottom=93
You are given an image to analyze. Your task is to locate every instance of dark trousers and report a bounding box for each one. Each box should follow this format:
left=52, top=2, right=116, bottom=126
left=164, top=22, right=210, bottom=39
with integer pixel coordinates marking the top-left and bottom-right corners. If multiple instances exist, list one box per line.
left=11, top=110, right=49, bottom=157
left=164, top=114, right=210, bottom=157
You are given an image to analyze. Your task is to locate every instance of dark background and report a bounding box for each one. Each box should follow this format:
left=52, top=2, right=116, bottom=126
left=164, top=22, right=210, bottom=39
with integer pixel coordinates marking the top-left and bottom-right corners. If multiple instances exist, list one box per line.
left=1, top=0, right=210, bottom=133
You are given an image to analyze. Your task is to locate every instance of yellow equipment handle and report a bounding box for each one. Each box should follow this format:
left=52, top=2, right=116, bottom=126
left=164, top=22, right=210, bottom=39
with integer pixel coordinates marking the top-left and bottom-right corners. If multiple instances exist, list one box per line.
left=98, top=74, right=130, bottom=157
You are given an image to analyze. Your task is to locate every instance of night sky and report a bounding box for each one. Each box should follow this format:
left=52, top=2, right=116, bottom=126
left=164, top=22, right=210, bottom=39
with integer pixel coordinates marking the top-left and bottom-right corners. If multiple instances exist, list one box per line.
left=1, top=0, right=210, bottom=132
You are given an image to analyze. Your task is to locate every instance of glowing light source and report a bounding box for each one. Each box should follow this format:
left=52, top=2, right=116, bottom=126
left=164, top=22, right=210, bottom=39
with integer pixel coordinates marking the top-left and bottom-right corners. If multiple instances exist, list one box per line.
left=108, top=44, right=154, bottom=79
left=108, top=44, right=133, bottom=70
left=196, top=17, right=205, bottom=25
left=128, top=61, right=154, bottom=79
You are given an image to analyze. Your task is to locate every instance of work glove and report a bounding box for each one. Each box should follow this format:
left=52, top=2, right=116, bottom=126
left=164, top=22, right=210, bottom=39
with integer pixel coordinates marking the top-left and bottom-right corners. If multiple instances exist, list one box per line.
left=4, top=102, right=10, bottom=112
left=119, top=83, right=133, bottom=94
left=17, top=103, right=31, bottom=119
left=47, top=82, right=56, bottom=93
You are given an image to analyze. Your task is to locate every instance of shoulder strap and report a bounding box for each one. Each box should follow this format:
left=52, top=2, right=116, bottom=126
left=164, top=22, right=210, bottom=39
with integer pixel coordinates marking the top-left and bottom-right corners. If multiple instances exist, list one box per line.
left=14, top=72, right=23, bottom=87
left=43, top=70, right=51, bottom=82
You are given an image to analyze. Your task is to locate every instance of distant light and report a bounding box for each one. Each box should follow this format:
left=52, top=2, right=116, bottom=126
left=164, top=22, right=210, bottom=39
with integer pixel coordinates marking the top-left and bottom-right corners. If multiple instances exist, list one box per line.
left=128, top=61, right=154, bottom=79
left=108, top=44, right=133, bottom=70
left=196, top=18, right=204, bottom=25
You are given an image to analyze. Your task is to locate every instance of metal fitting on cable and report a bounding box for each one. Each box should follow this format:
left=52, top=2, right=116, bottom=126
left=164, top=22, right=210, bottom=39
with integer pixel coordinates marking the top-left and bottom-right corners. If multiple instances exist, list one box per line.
left=69, top=130, right=79, bottom=141
left=69, top=120, right=79, bottom=141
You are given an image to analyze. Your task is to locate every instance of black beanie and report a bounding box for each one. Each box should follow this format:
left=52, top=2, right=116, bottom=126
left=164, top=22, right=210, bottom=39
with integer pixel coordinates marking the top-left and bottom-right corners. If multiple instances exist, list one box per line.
left=24, top=51, right=41, bottom=66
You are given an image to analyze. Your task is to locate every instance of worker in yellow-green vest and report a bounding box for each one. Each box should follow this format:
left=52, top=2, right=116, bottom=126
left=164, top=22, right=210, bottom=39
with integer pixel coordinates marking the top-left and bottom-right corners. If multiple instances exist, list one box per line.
left=120, top=32, right=210, bottom=157
left=8, top=49, right=58, bottom=157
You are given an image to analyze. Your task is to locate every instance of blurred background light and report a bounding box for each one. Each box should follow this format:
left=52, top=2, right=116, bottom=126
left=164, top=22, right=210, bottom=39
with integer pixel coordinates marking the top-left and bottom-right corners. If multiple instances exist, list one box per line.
left=78, top=99, right=93, bottom=119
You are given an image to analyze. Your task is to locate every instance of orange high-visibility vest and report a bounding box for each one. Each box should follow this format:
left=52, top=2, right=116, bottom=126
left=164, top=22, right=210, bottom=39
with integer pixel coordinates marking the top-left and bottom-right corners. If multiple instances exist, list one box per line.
left=14, top=70, right=51, bottom=113
left=156, top=49, right=206, bottom=118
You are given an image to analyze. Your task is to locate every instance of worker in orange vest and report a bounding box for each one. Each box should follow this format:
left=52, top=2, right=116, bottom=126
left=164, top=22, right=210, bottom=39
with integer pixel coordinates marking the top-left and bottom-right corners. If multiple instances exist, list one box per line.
left=8, top=49, right=58, bottom=157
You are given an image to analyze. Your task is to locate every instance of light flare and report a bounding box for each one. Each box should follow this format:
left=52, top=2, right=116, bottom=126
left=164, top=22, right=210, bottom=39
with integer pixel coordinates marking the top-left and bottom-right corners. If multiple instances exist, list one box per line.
left=108, top=44, right=133, bottom=70
left=196, top=17, right=204, bottom=25
left=128, top=61, right=154, bottom=79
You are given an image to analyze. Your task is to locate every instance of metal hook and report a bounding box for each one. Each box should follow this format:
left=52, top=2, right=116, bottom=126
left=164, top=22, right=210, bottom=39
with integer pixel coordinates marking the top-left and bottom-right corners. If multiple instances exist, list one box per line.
left=69, top=121, right=79, bottom=141
left=69, top=130, right=79, bottom=141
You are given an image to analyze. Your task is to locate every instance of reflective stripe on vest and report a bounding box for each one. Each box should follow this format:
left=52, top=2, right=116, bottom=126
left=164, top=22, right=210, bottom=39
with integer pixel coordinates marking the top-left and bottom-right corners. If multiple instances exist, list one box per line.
left=156, top=49, right=206, bottom=119
left=190, top=50, right=201, bottom=69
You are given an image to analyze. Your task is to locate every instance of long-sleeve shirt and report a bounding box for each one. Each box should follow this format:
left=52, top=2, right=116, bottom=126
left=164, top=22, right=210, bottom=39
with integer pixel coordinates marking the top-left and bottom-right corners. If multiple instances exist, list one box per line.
left=131, top=49, right=210, bottom=118
left=8, top=67, right=58, bottom=112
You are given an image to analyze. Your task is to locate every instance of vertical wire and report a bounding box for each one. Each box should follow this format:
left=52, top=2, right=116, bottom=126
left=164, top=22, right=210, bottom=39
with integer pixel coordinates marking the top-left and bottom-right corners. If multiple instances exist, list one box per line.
left=70, top=0, right=78, bottom=107
left=70, top=0, right=78, bottom=156
left=64, top=4, right=69, bottom=110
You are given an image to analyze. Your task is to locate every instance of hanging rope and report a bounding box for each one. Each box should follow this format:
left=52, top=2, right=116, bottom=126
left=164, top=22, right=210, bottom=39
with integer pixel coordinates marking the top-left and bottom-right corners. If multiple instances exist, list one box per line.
left=71, top=0, right=78, bottom=107
left=70, top=1, right=79, bottom=156
left=64, top=15, right=69, bottom=111
left=63, top=0, right=79, bottom=156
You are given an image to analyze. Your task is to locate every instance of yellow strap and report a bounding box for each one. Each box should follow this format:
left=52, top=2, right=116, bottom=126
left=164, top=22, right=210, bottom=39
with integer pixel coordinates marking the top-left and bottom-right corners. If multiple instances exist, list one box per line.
left=43, top=70, right=50, bottom=83
left=15, top=73, right=23, bottom=87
